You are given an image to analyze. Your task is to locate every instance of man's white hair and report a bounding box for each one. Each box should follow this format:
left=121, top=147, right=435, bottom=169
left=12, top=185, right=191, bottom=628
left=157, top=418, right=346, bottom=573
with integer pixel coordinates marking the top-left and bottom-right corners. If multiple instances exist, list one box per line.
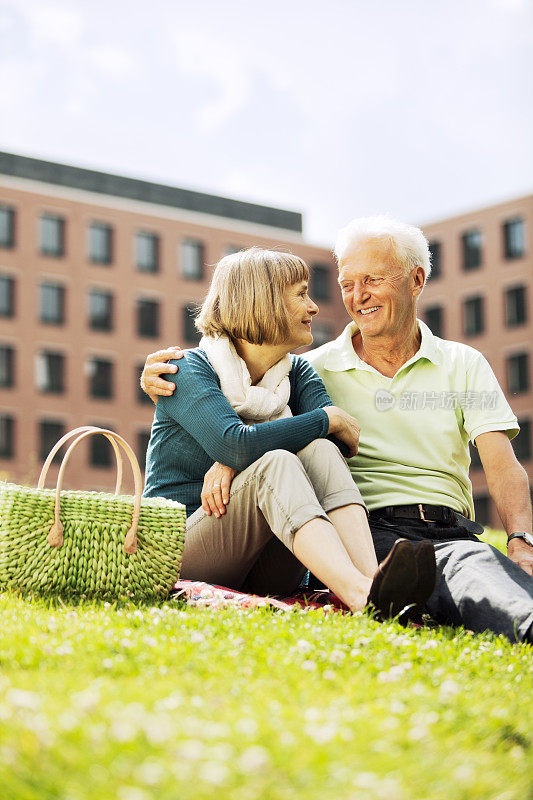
left=334, top=215, right=432, bottom=279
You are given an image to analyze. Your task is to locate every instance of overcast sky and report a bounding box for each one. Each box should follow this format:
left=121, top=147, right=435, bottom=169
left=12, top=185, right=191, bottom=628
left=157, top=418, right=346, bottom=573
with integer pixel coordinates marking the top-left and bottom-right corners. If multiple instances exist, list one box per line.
left=1, top=0, right=532, bottom=245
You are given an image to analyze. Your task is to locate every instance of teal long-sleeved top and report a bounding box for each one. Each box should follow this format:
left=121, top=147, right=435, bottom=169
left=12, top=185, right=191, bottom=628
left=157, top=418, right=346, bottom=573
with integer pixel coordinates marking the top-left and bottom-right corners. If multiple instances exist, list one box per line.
left=143, top=348, right=334, bottom=516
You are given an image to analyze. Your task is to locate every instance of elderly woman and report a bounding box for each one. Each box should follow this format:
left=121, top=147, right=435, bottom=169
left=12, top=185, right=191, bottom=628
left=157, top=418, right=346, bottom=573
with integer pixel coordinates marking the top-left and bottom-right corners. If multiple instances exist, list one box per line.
left=142, top=248, right=435, bottom=616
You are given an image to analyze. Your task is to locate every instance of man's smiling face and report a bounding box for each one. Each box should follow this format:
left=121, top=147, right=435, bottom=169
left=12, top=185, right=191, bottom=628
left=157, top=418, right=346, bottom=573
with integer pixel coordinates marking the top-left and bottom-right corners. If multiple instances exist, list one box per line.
left=337, top=237, right=421, bottom=340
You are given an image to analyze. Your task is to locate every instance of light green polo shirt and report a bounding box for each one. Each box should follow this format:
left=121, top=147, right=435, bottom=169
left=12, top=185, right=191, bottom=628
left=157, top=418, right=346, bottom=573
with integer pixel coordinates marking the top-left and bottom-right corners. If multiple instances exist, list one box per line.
left=305, top=320, right=519, bottom=519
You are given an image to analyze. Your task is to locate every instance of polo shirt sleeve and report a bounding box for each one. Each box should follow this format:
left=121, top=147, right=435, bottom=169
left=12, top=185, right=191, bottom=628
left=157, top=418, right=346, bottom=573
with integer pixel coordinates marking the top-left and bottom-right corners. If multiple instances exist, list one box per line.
left=463, top=350, right=519, bottom=445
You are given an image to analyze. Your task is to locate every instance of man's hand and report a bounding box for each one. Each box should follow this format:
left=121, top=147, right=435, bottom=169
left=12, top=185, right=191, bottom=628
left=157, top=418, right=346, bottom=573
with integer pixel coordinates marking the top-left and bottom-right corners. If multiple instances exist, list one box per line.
left=323, top=406, right=360, bottom=458
left=507, top=538, right=533, bottom=576
left=140, top=347, right=183, bottom=404
left=201, top=462, right=237, bottom=518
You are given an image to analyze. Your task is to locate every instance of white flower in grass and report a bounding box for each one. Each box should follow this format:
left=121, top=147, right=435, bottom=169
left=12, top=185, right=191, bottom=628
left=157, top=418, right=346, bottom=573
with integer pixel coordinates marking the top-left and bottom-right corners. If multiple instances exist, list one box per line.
left=142, top=713, right=174, bottom=744
left=329, top=649, right=346, bottom=664
left=5, top=689, right=40, bottom=710
left=304, top=722, right=338, bottom=744
left=296, top=638, right=313, bottom=653
left=134, top=759, right=166, bottom=786
left=142, top=636, right=157, bottom=648
left=111, top=718, right=138, bottom=743
left=117, top=787, right=150, bottom=800
left=235, top=717, right=258, bottom=736
left=301, top=659, right=317, bottom=671
left=176, top=739, right=206, bottom=760
left=237, top=745, right=270, bottom=773
left=439, top=679, right=460, bottom=698
left=323, top=669, right=336, bottom=681
left=199, top=762, right=230, bottom=784
left=190, top=631, right=205, bottom=644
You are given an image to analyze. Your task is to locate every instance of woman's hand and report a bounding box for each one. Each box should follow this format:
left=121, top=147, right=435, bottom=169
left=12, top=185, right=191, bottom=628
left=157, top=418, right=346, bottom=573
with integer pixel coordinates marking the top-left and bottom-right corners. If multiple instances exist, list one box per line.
left=323, top=406, right=361, bottom=458
left=140, top=347, right=184, bottom=404
left=201, top=462, right=238, bottom=517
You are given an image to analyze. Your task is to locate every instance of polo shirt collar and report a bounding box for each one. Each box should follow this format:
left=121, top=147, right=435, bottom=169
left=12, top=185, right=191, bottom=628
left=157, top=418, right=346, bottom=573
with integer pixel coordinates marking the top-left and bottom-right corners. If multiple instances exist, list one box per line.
left=323, top=318, right=442, bottom=373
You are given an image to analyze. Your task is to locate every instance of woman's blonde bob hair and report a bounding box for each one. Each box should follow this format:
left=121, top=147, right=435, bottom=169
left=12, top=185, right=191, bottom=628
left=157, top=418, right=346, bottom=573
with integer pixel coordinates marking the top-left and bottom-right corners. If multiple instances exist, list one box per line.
left=195, top=247, right=309, bottom=345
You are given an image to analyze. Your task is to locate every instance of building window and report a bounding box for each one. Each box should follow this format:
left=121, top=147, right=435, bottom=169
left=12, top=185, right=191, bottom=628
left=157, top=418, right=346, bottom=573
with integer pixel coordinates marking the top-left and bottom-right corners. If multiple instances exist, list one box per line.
left=137, top=430, right=151, bottom=472
left=0, top=205, right=15, bottom=248
left=463, top=296, right=485, bottom=337
left=473, top=494, right=491, bottom=526
left=0, top=276, right=15, bottom=317
left=424, top=305, right=444, bottom=338
left=503, top=218, right=525, bottom=260
left=0, top=415, right=14, bottom=458
left=513, top=419, right=531, bottom=462
left=89, top=426, right=114, bottom=467
left=39, top=282, right=65, bottom=324
left=35, top=351, right=65, bottom=393
left=0, top=346, right=15, bottom=387
left=181, top=239, right=204, bottom=280
left=182, top=304, right=200, bottom=344
left=461, top=229, right=482, bottom=271
left=137, top=298, right=160, bottom=338
left=505, top=285, right=527, bottom=328
left=428, top=241, right=441, bottom=279
left=40, top=214, right=65, bottom=257
left=310, top=322, right=333, bottom=349
left=39, top=420, right=65, bottom=463
left=88, top=289, right=113, bottom=331
left=88, top=358, right=113, bottom=399
left=507, top=352, right=529, bottom=395
left=469, top=442, right=482, bottom=471
left=310, top=263, right=330, bottom=301
left=136, top=365, right=154, bottom=405
left=136, top=232, right=159, bottom=272
left=89, top=222, right=113, bottom=264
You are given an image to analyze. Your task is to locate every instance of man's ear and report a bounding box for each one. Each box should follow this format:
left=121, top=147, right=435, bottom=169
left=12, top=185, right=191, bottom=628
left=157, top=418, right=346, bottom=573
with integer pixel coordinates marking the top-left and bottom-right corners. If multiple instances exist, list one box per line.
left=412, top=266, right=426, bottom=298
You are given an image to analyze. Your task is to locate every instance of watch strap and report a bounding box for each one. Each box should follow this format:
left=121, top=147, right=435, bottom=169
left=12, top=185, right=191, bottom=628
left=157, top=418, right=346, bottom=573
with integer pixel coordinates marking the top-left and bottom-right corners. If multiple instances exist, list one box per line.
left=507, top=532, right=533, bottom=546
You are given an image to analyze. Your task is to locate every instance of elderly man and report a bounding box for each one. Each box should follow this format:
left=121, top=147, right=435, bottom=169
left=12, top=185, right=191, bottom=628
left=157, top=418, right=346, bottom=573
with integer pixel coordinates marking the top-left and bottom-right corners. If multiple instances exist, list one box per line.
left=141, top=217, right=533, bottom=642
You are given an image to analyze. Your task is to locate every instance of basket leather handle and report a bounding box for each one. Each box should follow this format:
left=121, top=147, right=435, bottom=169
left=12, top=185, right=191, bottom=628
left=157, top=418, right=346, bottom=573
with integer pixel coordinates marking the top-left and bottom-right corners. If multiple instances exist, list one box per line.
left=38, top=426, right=123, bottom=496
left=47, top=428, right=143, bottom=554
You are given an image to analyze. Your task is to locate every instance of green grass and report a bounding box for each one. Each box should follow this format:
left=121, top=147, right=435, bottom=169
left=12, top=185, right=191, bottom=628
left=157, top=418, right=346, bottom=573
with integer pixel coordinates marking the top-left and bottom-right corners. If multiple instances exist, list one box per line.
left=0, top=530, right=531, bottom=800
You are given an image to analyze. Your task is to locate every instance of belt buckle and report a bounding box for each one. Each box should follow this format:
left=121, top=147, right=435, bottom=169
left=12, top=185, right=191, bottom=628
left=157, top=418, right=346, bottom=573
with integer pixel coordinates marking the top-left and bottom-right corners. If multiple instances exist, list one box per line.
left=418, top=503, right=438, bottom=523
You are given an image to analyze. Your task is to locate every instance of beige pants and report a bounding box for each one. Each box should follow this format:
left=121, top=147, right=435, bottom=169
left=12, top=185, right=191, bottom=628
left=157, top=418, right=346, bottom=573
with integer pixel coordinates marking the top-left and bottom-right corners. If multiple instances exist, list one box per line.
left=181, top=439, right=365, bottom=594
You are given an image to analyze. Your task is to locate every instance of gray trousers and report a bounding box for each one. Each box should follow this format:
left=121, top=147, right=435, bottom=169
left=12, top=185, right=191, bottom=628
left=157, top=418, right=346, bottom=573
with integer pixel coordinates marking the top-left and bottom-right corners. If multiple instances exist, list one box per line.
left=182, top=439, right=364, bottom=595
left=370, top=518, right=533, bottom=642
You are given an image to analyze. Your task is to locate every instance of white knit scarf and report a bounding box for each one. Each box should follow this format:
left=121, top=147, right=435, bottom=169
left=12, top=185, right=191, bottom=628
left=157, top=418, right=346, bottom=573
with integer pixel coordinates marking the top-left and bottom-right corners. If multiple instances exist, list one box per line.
left=199, top=335, right=293, bottom=424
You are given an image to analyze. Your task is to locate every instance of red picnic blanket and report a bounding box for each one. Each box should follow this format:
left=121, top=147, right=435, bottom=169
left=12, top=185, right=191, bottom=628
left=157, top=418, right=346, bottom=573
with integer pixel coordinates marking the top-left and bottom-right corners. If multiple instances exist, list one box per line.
left=173, top=580, right=349, bottom=613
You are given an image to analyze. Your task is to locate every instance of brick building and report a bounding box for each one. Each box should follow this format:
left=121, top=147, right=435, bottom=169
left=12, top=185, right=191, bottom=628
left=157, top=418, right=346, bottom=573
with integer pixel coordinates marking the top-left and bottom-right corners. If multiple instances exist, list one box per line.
left=0, top=152, right=344, bottom=493
left=419, top=194, right=532, bottom=527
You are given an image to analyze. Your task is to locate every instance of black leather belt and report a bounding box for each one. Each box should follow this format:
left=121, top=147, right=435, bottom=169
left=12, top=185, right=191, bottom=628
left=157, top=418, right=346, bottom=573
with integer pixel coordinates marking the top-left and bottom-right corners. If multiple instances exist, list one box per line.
left=370, top=504, right=458, bottom=525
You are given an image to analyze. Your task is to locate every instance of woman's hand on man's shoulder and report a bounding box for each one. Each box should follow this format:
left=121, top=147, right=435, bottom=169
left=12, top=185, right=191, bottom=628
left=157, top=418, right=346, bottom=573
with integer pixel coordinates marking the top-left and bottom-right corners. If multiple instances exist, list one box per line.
left=140, top=347, right=184, bottom=404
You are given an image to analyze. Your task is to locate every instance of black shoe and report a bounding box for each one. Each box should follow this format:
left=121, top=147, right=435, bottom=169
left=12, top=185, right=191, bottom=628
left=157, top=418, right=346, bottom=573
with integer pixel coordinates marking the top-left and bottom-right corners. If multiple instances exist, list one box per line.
left=368, top=539, right=417, bottom=619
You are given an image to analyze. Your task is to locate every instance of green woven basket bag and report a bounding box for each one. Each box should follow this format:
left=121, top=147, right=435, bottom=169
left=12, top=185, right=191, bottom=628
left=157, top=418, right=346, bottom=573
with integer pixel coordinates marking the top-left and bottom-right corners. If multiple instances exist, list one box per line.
left=0, top=426, right=186, bottom=600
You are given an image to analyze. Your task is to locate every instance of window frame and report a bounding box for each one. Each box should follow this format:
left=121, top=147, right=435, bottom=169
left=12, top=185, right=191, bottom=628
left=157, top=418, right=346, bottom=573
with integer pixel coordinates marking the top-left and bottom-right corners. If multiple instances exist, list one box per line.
left=503, top=217, right=525, bottom=260
left=88, top=222, right=113, bottom=265
left=0, top=204, right=15, bottom=249
left=461, top=229, right=483, bottom=271
left=88, top=288, right=114, bottom=332
left=40, top=213, right=65, bottom=257
left=39, top=281, right=65, bottom=325
left=136, top=231, right=160, bottom=273
left=463, top=295, right=485, bottom=337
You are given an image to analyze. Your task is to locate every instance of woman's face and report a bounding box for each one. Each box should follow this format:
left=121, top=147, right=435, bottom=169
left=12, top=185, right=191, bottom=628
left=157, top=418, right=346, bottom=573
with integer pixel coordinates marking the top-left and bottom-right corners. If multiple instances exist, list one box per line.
left=282, top=280, right=319, bottom=350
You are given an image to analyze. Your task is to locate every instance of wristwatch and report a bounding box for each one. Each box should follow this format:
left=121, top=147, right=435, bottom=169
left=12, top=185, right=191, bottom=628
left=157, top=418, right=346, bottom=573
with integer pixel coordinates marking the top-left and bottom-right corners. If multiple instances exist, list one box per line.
left=507, top=531, right=533, bottom=547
